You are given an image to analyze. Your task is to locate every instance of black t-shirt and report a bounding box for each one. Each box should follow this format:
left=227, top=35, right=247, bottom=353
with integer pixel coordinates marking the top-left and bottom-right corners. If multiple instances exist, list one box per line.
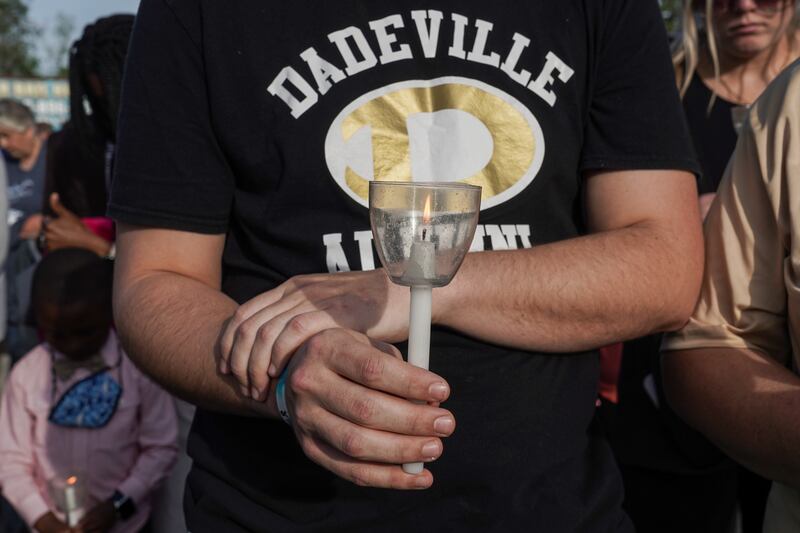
left=110, top=1, right=697, bottom=531
left=602, top=333, right=735, bottom=476
left=683, top=74, right=738, bottom=194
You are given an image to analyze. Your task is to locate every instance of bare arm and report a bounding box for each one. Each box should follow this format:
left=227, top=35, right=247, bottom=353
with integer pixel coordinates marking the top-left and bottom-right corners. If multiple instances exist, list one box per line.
left=437, top=169, right=703, bottom=351
left=659, top=72, right=800, bottom=488
left=224, top=168, right=704, bottom=396
left=113, top=225, right=273, bottom=416
left=662, top=347, right=800, bottom=488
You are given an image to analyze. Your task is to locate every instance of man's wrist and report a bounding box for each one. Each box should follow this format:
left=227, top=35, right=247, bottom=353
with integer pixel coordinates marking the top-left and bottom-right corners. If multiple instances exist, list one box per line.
left=275, top=368, right=291, bottom=424
left=255, top=379, right=281, bottom=419
left=431, top=253, right=474, bottom=325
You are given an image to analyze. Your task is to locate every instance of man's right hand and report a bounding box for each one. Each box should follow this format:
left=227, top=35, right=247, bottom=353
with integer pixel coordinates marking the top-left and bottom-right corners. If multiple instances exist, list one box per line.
left=283, top=328, right=455, bottom=490
left=33, top=511, right=73, bottom=533
left=113, top=225, right=455, bottom=489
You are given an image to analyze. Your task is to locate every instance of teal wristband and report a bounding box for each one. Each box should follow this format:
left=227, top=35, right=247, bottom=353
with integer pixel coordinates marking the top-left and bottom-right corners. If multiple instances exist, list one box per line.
left=275, top=369, right=291, bottom=425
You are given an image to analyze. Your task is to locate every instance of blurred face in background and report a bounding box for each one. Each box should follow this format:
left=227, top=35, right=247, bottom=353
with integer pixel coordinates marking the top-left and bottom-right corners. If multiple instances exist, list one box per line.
left=37, top=302, right=112, bottom=361
left=710, top=0, right=796, bottom=59
left=0, top=123, right=38, bottom=161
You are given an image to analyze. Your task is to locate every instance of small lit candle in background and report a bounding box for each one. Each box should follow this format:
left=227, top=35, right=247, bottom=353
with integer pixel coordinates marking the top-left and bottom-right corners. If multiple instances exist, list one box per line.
left=63, top=476, right=84, bottom=527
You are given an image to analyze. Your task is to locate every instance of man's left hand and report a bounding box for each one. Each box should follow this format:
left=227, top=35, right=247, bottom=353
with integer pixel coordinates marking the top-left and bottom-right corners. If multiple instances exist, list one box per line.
left=74, top=500, right=116, bottom=533
left=219, top=270, right=410, bottom=400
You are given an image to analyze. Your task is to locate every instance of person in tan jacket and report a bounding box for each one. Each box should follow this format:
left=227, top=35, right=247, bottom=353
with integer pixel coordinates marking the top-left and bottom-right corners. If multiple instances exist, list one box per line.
left=662, top=59, right=800, bottom=532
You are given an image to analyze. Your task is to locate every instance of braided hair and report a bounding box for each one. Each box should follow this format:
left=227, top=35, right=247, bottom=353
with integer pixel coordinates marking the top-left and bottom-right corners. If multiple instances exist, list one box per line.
left=44, top=14, right=134, bottom=217
left=68, top=14, right=135, bottom=157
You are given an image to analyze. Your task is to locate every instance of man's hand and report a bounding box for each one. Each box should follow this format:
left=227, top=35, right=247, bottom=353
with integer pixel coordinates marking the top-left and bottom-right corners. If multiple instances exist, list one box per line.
left=43, top=193, right=111, bottom=256
left=282, top=328, right=454, bottom=489
left=33, top=511, right=72, bottom=533
left=219, top=270, right=409, bottom=400
left=74, top=500, right=115, bottom=533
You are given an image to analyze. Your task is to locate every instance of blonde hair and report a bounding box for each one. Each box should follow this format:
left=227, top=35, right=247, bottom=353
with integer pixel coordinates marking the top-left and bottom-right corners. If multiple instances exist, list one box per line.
left=673, top=0, right=800, bottom=101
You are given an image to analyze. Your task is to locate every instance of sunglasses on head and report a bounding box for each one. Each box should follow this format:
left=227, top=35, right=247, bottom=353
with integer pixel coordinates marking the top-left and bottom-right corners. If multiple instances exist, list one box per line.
left=709, top=0, right=786, bottom=14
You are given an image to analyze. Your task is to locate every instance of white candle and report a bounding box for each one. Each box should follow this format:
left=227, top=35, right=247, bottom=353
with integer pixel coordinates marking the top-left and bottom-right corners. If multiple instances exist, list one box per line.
left=404, top=284, right=432, bottom=475
left=369, top=183, right=482, bottom=477
left=406, top=233, right=435, bottom=372
left=64, top=477, right=78, bottom=510
left=407, top=238, right=435, bottom=280
left=407, top=285, right=432, bottom=373
left=64, top=476, right=84, bottom=527
left=403, top=232, right=435, bottom=475
left=406, top=196, right=435, bottom=282
left=403, top=195, right=437, bottom=475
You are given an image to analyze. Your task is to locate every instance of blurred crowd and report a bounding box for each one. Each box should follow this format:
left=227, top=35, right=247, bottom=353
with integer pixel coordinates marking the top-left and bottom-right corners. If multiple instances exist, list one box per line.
left=0, top=1, right=798, bottom=532
left=0, top=15, right=192, bottom=533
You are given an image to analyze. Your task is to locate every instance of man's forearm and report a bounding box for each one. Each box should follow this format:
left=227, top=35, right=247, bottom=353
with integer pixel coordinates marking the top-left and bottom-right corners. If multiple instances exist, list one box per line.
left=435, top=222, right=701, bottom=353
left=662, top=347, right=800, bottom=489
left=114, top=271, right=278, bottom=417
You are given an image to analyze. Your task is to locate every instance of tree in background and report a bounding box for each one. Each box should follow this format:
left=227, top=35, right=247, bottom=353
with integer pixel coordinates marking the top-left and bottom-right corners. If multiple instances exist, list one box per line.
left=0, top=0, right=39, bottom=77
left=660, top=0, right=683, bottom=37
left=44, top=13, right=76, bottom=77
left=1, top=1, right=681, bottom=78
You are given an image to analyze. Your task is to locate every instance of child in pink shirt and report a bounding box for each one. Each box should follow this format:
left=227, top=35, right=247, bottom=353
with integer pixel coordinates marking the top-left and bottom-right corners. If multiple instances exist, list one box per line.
left=0, top=249, right=178, bottom=533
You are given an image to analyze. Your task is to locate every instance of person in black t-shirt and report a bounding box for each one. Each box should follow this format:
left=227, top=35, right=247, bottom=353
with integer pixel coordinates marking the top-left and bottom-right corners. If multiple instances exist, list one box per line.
left=110, top=1, right=703, bottom=531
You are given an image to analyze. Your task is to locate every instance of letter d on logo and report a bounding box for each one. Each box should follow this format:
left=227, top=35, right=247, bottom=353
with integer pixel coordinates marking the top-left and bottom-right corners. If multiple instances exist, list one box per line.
left=324, top=76, right=545, bottom=210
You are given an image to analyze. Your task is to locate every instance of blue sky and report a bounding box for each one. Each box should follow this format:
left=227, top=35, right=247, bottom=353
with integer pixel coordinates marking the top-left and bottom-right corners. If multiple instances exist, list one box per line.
left=28, top=0, right=141, bottom=74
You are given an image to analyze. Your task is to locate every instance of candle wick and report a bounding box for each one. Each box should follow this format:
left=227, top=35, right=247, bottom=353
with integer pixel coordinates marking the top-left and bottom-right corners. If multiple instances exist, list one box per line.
left=422, top=228, right=427, bottom=240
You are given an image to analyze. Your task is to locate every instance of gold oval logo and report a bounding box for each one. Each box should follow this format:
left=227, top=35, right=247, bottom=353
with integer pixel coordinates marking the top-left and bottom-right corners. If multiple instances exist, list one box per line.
left=325, top=77, right=545, bottom=210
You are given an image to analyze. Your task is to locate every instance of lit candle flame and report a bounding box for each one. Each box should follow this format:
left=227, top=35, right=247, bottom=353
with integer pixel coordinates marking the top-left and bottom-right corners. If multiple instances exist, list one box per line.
left=422, top=195, right=432, bottom=240
left=66, top=476, right=77, bottom=486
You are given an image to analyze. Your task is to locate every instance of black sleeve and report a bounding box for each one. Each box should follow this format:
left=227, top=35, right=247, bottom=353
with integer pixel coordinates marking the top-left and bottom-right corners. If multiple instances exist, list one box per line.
left=580, top=0, right=699, bottom=175
left=108, top=0, right=234, bottom=234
